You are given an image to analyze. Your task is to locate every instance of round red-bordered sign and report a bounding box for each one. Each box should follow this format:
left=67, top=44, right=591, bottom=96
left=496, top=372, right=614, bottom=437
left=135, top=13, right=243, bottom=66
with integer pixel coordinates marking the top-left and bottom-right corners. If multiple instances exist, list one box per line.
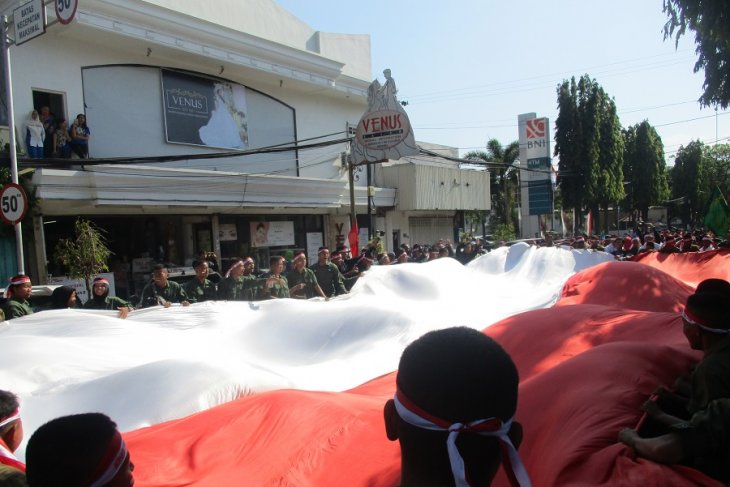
left=0, top=183, right=28, bottom=225
left=55, top=0, right=78, bottom=25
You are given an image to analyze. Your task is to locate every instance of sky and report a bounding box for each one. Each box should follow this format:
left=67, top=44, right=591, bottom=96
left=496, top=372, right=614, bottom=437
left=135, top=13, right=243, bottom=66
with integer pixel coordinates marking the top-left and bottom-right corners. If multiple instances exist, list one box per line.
left=276, top=0, right=727, bottom=162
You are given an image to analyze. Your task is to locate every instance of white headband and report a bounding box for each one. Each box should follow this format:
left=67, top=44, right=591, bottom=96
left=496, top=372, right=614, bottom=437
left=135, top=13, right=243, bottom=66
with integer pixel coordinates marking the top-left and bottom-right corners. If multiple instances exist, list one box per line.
left=394, top=392, right=531, bottom=487
left=0, top=409, right=20, bottom=429
left=85, top=432, right=128, bottom=487
left=682, top=309, right=729, bottom=335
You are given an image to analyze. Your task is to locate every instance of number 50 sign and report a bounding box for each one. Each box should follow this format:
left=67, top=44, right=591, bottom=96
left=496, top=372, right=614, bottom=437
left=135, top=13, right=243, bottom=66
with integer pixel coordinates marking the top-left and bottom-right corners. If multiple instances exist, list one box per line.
left=56, top=0, right=78, bottom=25
left=0, top=183, right=28, bottom=225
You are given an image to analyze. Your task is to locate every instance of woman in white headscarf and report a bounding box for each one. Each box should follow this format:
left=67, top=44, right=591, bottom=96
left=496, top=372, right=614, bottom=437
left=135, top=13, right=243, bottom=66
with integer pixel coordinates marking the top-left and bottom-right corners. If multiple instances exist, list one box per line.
left=25, top=110, right=45, bottom=159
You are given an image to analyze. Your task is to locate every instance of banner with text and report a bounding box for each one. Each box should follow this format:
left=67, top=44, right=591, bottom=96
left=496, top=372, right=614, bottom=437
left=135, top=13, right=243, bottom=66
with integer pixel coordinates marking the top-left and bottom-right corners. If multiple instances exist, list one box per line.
left=161, top=70, right=249, bottom=150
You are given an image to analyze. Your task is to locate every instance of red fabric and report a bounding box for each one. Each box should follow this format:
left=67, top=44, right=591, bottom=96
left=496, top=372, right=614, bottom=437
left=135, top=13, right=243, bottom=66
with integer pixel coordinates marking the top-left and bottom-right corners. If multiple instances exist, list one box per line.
left=348, top=220, right=359, bottom=256
left=630, top=249, right=730, bottom=288
left=125, top=256, right=728, bottom=487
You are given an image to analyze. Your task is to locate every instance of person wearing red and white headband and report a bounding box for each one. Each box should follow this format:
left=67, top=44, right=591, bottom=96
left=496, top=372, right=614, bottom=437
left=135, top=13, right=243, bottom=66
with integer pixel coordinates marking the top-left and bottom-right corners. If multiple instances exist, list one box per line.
left=26, top=413, right=134, bottom=487
left=83, top=277, right=133, bottom=319
left=384, top=327, right=530, bottom=487
left=218, top=257, right=257, bottom=301
left=619, top=279, right=730, bottom=484
left=0, top=390, right=24, bottom=474
left=286, top=252, right=326, bottom=299
left=2, top=275, right=33, bottom=320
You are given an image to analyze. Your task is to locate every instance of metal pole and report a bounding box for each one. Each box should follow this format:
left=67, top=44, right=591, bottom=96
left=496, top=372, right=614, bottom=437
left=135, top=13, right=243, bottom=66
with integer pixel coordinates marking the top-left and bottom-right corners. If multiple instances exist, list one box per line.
left=1, top=16, right=24, bottom=275
left=366, top=162, right=373, bottom=241
left=348, top=157, right=356, bottom=243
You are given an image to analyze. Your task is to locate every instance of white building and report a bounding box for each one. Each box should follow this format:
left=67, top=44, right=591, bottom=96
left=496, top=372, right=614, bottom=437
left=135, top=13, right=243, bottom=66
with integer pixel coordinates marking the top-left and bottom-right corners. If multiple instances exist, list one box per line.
left=0, top=0, right=489, bottom=290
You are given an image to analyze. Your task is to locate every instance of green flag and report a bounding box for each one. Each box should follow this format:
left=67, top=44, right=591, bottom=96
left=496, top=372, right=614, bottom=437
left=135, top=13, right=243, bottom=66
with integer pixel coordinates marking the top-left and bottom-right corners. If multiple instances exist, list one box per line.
left=704, top=187, right=730, bottom=237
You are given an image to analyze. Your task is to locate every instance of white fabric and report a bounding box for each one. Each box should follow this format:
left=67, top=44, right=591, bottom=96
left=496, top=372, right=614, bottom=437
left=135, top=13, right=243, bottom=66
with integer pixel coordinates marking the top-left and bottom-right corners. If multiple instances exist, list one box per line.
left=393, top=396, right=531, bottom=487
left=0, top=244, right=613, bottom=458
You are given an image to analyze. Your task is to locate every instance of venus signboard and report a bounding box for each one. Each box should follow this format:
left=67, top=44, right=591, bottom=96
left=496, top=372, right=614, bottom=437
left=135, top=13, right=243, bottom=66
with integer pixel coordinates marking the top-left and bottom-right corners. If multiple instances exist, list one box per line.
left=350, top=69, right=418, bottom=164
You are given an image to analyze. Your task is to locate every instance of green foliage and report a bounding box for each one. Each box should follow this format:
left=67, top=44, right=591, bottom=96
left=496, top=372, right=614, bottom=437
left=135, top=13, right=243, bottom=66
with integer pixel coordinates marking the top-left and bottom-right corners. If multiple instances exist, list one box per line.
left=54, top=219, right=112, bottom=296
left=623, top=121, right=669, bottom=220
left=663, top=0, right=730, bottom=108
left=492, top=223, right=516, bottom=242
left=464, top=138, right=519, bottom=234
left=555, top=75, right=625, bottom=232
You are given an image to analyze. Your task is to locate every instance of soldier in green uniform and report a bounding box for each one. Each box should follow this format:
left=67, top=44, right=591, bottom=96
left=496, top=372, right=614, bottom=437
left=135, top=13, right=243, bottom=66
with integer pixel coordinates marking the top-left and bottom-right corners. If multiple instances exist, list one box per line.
left=260, top=256, right=289, bottom=299
left=83, top=277, right=133, bottom=318
left=2, top=275, right=34, bottom=320
left=184, top=259, right=217, bottom=303
left=218, top=257, right=259, bottom=301
left=286, top=252, right=325, bottom=299
left=139, top=264, right=191, bottom=308
left=309, top=247, right=347, bottom=298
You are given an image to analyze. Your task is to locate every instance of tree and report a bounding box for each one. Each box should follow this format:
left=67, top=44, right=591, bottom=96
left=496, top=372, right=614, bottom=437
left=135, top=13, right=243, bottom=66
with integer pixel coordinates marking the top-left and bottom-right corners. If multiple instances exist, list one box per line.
left=464, top=138, right=520, bottom=236
left=704, top=143, right=730, bottom=196
left=670, top=140, right=705, bottom=225
left=555, top=75, right=624, bottom=233
left=663, top=0, right=730, bottom=108
left=54, top=218, right=112, bottom=296
left=623, top=121, right=669, bottom=222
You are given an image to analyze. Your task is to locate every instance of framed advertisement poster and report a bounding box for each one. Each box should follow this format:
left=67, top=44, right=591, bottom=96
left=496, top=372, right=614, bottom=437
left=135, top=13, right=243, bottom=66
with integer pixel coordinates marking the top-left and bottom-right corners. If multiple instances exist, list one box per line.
left=161, top=70, right=249, bottom=150
left=250, top=221, right=295, bottom=247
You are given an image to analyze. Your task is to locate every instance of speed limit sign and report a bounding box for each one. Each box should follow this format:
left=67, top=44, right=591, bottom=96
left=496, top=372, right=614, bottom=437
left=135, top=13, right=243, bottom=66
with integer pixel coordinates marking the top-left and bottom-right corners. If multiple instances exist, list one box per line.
left=55, top=0, right=78, bottom=25
left=0, top=183, right=28, bottom=225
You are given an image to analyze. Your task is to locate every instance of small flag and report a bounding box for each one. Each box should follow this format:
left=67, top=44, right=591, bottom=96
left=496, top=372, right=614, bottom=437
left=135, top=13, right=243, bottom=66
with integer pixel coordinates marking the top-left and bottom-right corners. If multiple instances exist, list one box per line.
left=348, top=219, right=359, bottom=253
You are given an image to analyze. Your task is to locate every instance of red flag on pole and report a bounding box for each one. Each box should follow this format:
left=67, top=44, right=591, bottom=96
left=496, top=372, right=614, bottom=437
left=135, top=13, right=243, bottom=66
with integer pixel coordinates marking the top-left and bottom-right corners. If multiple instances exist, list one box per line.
left=348, top=220, right=359, bottom=253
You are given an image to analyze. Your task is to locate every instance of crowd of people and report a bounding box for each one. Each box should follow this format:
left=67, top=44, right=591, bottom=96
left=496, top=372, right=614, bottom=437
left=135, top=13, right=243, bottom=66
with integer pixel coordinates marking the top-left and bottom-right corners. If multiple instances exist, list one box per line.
left=24, top=107, right=90, bottom=160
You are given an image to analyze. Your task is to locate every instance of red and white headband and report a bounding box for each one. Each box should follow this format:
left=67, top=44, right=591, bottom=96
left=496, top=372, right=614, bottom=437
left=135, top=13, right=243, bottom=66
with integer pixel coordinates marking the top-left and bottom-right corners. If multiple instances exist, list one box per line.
left=394, top=389, right=531, bottom=487
left=0, top=407, right=20, bottom=429
left=83, top=431, right=128, bottom=487
left=93, top=278, right=109, bottom=286
left=682, top=308, right=729, bottom=335
left=292, top=252, right=306, bottom=262
left=4, top=276, right=30, bottom=298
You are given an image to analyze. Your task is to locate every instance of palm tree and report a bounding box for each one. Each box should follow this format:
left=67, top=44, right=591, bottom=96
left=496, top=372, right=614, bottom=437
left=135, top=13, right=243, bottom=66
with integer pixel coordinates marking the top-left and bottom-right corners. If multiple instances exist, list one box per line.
left=464, top=138, right=520, bottom=235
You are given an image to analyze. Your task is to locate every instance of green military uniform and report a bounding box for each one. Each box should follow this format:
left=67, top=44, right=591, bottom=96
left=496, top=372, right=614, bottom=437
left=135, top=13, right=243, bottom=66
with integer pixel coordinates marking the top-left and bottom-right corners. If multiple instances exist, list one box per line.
left=286, top=267, right=320, bottom=299
left=83, top=295, right=130, bottom=311
left=687, top=338, right=730, bottom=414
left=139, top=280, right=189, bottom=308
left=183, top=278, right=217, bottom=303
left=309, top=262, right=346, bottom=297
left=673, top=398, right=730, bottom=484
left=218, top=275, right=258, bottom=301
left=3, top=298, right=33, bottom=319
left=260, top=273, right=289, bottom=299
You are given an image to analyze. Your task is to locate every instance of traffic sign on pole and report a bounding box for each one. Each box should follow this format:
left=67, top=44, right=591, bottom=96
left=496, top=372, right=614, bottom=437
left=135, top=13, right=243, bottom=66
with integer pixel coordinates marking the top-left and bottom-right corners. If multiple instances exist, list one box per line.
left=0, top=183, right=28, bottom=225
left=55, top=0, right=78, bottom=25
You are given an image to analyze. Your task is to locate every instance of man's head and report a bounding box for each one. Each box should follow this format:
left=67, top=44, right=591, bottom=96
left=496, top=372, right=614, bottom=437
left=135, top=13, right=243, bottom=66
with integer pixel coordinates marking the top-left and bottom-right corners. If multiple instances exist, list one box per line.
left=6, top=275, right=32, bottom=301
left=0, top=390, right=22, bottom=452
left=682, top=279, right=730, bottom=351
left=152, top=264, right=168, bottom=288
left=384, top=327, right=527, bottom=487
left=318, top=247, right=330, bottom=264
left=270, top=256, right=285, bottom=275
left=192, top=259, right=209, bottom=280
left=92, top=277, right=110, bottom=298
left=292, top=252, right=307, bottom=270
left=26, top=413, right=134, bottom=487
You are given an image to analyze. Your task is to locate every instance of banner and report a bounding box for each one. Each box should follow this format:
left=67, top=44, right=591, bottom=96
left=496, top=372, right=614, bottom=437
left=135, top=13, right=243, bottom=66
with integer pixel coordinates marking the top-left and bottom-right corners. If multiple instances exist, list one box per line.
left=250, top=221, right=295, bottom=248
left=704, top=187, right=730, bottom=237
left=162, top=70, right=249, bottom=150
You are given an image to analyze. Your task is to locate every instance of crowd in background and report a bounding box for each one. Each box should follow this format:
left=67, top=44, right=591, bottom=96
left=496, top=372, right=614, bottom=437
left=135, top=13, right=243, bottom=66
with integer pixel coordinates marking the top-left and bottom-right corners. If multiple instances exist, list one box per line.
left=24, top=107, right=90, bottom=160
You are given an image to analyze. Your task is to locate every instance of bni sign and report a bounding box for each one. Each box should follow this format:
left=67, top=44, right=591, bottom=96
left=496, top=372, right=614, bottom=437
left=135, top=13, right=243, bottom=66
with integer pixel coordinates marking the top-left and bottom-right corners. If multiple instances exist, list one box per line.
left=13, top=0, right=46, bottom=46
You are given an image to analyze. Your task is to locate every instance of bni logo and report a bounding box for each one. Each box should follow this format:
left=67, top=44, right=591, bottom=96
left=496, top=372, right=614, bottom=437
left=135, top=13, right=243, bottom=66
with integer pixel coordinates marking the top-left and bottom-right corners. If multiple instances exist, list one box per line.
left=526, top=118, right=546, bottom=139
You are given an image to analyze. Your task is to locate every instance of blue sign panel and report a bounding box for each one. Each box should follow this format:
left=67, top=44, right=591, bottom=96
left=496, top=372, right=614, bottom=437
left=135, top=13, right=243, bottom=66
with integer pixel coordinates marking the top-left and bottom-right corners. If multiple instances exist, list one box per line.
left=528, top=180, right=552, bottom=215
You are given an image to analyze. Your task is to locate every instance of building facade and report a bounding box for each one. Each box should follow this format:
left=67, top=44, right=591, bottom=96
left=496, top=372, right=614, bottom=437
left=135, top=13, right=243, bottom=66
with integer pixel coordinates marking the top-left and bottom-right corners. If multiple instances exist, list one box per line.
left=0, top=0, right=488, bottom=292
